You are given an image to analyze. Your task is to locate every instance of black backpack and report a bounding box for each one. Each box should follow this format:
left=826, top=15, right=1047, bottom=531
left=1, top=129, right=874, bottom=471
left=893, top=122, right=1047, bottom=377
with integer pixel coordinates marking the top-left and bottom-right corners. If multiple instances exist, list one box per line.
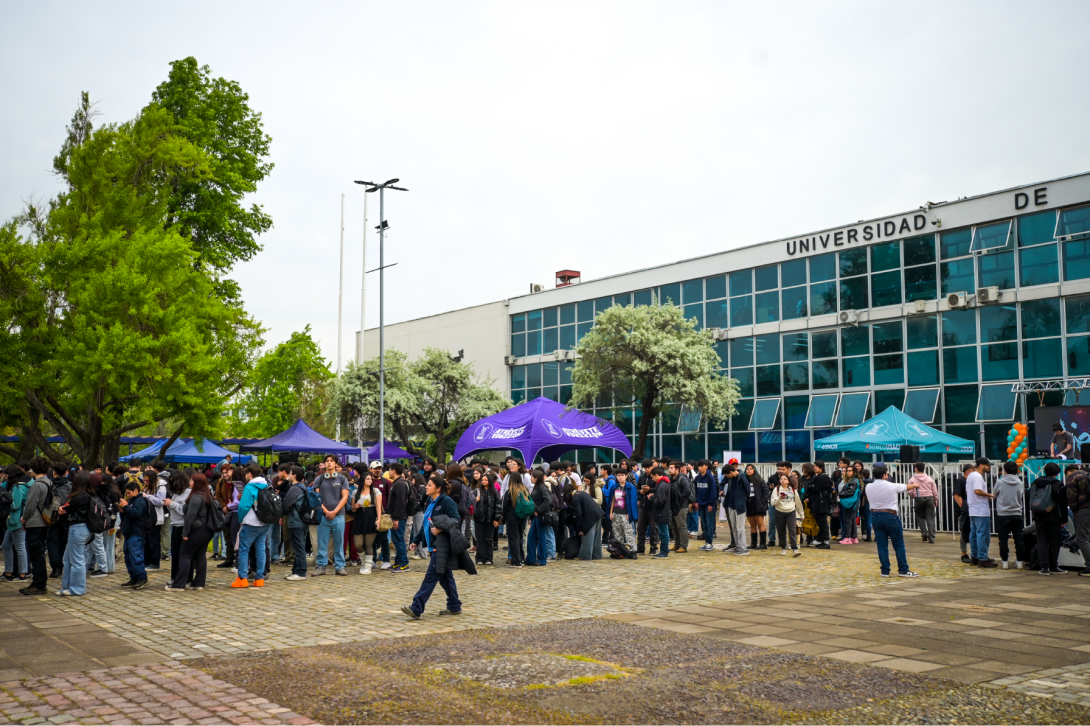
left=669, top=480, right=684, bottom=516
left=294, top=484, right=321, bottom=527
left=401, top=480, right=419, bottom=518
left=255, top=486, right=283, bottom=524
left=86, top=497, right=108, bottom=534
left=142, top=498, right=158, bottom=530
left=207, top=498, right=226, bottom=530
left=0, top=482, right=13, bottom=525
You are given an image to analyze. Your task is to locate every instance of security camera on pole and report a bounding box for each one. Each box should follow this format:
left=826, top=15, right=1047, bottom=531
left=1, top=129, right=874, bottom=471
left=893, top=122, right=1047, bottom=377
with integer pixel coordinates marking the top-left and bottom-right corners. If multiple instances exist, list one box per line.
left=353, top=178, right=408, bottom=464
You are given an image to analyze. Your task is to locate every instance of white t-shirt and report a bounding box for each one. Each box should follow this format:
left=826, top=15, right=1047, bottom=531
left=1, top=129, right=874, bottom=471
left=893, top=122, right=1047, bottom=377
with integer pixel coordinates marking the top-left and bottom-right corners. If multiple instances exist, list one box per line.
left=864, top=478, right=906, bottom=511
left=965, top=471, right=990, bottom=517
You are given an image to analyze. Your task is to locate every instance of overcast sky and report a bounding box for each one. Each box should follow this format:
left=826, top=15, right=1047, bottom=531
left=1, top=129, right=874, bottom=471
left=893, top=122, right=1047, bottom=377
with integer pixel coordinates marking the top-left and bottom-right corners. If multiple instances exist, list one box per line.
left=3, top=1, right=1089, bottom=372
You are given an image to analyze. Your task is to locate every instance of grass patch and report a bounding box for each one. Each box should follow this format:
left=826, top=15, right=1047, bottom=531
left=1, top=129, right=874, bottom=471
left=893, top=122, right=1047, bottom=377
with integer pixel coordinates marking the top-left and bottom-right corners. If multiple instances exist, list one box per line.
left=566, top=674, right=622, bottom=686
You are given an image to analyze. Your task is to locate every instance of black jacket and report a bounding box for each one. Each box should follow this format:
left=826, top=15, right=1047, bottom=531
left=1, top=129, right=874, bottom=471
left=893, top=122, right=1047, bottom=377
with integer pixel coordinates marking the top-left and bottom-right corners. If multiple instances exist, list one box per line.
left=1031, top=475, right=1068, bottom=525
left=429, top=512, right=478, bottom=576
left=120, top=495, right=149, bottom=538
left=531, top=482, right=554, bottom=517
left=474, top=485, right=501, bottom=524
left=64, top=492, right=91, bottom=526
left=745, top=472, right=770, bottom=514
left=386, top=477, right=410, bottom=520
left=569, top=490, right=604, bottom=535
left=808, top=473, right=834, bottom=514
left=652, top=478, right=673, bottom=523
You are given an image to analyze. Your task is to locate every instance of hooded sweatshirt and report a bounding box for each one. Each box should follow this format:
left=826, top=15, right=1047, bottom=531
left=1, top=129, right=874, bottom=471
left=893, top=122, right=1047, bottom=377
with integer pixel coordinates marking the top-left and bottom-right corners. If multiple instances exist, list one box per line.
left=994, top=473, right=1025, bottom=517
left=908, top=472, right=938, bottom=499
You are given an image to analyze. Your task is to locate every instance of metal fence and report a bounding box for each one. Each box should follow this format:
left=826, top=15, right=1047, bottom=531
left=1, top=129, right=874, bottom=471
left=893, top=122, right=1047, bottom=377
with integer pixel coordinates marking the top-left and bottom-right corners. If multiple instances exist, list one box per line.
left=749, top=462, right=1042, bottom=534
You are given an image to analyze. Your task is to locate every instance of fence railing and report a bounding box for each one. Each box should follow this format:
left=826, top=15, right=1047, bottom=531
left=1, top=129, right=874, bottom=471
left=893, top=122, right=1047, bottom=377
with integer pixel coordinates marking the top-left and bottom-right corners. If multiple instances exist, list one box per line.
left=748, top=462, right=1041, bottom=534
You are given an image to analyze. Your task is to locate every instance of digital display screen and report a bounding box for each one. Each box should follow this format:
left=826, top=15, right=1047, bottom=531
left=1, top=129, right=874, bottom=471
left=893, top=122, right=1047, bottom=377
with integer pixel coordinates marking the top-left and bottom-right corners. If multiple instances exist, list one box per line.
left=1033, top=406, right=1090, bottom=455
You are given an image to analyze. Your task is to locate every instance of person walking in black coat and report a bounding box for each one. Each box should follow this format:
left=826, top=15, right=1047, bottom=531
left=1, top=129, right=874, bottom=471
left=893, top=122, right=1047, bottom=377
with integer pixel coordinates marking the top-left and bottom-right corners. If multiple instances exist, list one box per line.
left=403, top=476, right=476, bottom=619
left=165, top=474, right=217, bottom=592
left=807, top=461, right=834, bottom=549
left=472, top=471, right=500, bottom=565
left=1031, top=463, right=1068, bottom=575
left=649, top=467, right=674, bottom=558
left=569, top=487, right=605, bottom=561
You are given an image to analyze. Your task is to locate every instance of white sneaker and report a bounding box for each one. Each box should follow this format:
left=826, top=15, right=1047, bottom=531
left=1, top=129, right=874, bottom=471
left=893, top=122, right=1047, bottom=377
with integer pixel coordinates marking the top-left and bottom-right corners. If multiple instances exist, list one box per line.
left=359, top=564, right=372, bottom=575
left=57, top=589, right=72, bottom=596
left=285, top=574, right=306, bottom=581
left=380, top=562, right=392, bottom=570
left=781, top=549, right=788, bottom=556
left=899, top=571, right=920, bottom=578
left=1014, top=561, right=1024, bottom=570
left=1001, top=561, right=1009, bottom=569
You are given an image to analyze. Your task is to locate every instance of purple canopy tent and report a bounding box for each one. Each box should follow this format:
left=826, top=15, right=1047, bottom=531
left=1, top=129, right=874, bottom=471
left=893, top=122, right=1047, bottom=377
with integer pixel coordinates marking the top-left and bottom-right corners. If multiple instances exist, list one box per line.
left=364, top=441, right=415, bottom=462
left=241, top=419, right=360, bottom=455
left=452, top=397, right=633, bottom=464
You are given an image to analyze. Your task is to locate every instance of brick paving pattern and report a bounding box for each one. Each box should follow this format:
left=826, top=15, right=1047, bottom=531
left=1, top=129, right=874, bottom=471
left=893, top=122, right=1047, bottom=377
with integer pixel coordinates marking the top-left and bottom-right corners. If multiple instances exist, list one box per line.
left=988, top=662, right=1090, bottom=708
left=13, top=546, right=980, bottom=660
left=0, top=662, right=311, bottom=725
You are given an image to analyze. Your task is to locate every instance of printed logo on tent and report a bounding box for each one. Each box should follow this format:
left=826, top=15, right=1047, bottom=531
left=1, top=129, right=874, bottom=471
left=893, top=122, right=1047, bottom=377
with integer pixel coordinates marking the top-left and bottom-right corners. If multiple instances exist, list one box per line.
left=473, top=423, right=494, bottom=443
left=541, top=419, right=563, bottom=438
left=905, top=421, right=933, bottom=438
left=562, top=427, right=603, bottom=439
left=861, top=421, right=889, bottom=438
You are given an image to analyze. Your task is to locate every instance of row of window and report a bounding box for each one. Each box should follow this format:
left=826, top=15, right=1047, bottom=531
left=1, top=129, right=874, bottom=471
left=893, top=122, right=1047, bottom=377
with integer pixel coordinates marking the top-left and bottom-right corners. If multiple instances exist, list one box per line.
left=511, top=206, right=1090, bottom=356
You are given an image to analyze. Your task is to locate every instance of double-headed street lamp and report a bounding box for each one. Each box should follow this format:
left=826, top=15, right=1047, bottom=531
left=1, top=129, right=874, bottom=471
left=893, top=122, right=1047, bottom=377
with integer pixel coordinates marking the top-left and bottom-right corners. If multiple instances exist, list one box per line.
left=353, top=178, right=408, bottom=464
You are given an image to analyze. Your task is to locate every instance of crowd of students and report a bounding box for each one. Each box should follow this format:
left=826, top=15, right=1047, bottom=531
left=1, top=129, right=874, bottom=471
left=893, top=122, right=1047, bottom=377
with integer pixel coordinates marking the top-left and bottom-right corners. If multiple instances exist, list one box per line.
left=3, top=451, right=1089, bottom=602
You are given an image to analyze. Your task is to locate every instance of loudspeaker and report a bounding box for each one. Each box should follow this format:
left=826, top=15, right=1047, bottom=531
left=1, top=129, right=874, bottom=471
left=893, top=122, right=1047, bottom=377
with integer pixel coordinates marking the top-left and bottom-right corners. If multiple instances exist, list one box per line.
left=1080, top=443, right=1090, bottom=464
left=900, top=444, right=920, bottom=463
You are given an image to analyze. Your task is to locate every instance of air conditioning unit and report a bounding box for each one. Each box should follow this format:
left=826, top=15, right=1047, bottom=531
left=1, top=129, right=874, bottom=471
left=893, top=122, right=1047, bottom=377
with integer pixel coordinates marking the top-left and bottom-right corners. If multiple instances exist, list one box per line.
left=838, top=310, right=859, bottom=326
left=913, top=299, right=927, bottom=314
left=707, top=327, right=729, bottom=341
left=529, top=283, right=545, bottom=293
left=553, top=349, right=564, bottom=360
left=563, top=350, right=576, bottom=361
left=504, top=355, right=517, bottom=365
left=947, top=292, right=969, bottom=309
left=977, top=286, right=1001, bottom=304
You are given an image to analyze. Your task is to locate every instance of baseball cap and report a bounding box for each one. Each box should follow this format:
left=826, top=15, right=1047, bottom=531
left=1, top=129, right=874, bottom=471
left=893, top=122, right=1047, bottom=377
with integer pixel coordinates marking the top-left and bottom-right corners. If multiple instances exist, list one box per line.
left=369, top=460, right=383, bottom=469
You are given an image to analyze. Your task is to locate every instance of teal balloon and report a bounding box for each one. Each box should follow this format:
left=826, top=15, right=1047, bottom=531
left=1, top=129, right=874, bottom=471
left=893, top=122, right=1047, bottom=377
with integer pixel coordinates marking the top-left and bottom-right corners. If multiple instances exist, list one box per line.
left=1008, top=433, right=1016, bottom=442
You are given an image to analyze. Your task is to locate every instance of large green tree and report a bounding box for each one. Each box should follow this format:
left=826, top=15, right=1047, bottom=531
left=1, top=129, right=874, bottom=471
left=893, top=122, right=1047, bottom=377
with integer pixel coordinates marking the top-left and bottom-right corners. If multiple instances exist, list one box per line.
left=325, top=351, right=421, bottom=454
left=149, top=57, right=274, bottom=274
left=570, top=302, right=739, bottom=458
left=234, top=326, right=333, bottom=438
left=3, top=69, right=267, bottom=466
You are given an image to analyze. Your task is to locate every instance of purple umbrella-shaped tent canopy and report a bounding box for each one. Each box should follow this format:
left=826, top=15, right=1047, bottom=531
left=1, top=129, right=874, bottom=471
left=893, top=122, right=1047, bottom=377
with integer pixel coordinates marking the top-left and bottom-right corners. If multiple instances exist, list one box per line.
left=364, top=442, right=415, bottom=461
left=241, top=419, right=361, bottom=455
left=452, top=397, right=633, bottom=464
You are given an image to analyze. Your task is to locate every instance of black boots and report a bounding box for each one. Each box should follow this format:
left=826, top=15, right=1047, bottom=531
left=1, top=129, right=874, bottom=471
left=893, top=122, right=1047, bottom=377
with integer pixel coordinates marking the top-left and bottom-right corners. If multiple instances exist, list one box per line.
left=759, top=531, right=768, bottom=550
left=750, top=533, right=758, bottom=550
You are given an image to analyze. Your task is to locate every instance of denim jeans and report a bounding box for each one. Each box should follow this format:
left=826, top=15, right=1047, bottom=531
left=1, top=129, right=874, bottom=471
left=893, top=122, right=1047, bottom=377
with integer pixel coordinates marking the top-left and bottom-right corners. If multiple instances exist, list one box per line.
left=270, top=522, right=282, bottom=560
left=288, top=526, right=308, bottom=576
left=212, top=530, right=225, bottom=557
left=687, top=509, right=699, bottom=533
left=377, top=530, right=390, bottom=563
left=390, top=518, right=408, bottom=567
left=409, top=550, right=461, bottom=616
left=3, top=528, right=27, bottom=575
left=655, top=522, right=671, bottom=555
left=544, top=523, right=556, bottom=559
left=316, top=515, right=345, bottom=569
left=237, top=523, right=271, bottom=579
left=103, top=531, right=117, bottom=573
left=87, top=531, right=107, bottom=573
left=871, top=511, right=909, bottom=575
left=700, top=507, right=717, bottom=545
left=526, top=516, right=549, bottom=565
left=63, top=523, right=92, bottom=595
left=123, top=530, right=146, bottom=581
left=969, top=516, right=991, bottom=561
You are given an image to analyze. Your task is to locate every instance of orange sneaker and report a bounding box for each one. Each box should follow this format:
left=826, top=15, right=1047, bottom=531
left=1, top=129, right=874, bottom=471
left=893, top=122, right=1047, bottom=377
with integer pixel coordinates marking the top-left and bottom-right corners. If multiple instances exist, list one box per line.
left=231, top=577, right=249, bottom=588
left=253, top=579, right=264, bottom=587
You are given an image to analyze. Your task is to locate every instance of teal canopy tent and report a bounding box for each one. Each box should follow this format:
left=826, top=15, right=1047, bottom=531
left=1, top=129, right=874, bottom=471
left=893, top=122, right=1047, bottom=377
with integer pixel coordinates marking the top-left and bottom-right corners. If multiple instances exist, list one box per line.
left=119, top=438, right=253, bottom=464
left=814, top=406, right=975, bottom=455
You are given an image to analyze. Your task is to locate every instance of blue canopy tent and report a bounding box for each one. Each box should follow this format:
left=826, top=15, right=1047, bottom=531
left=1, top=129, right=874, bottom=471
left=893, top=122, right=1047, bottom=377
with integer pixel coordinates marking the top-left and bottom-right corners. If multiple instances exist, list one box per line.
left=119, top=438, right=252, bottom=464
left=814, top=406, right=975, bottom=455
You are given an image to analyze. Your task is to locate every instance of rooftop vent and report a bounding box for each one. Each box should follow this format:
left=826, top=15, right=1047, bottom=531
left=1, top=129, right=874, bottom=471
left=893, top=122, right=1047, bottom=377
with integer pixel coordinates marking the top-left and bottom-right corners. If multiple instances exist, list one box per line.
left=556, top=269, right=581, bottom=287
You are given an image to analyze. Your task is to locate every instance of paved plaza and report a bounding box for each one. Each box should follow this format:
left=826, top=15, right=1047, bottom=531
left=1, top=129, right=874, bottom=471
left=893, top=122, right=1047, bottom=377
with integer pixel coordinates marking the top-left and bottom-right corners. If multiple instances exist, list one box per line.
left=0, top=538, right=1088, bottom=723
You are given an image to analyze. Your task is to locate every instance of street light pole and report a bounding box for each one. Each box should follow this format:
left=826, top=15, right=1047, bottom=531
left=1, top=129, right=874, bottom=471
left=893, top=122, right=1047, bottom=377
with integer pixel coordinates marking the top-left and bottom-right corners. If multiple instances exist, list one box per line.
left=353, top=178, right=408, bottom=465
left=358, top=193, right=367, bottom=364
left=336, top=194, right=345, bottom=441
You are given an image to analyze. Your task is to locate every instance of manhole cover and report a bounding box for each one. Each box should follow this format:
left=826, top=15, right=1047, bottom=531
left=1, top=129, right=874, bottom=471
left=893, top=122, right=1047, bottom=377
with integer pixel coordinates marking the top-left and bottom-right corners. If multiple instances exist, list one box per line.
left=436, top=653, right=620, bottom=688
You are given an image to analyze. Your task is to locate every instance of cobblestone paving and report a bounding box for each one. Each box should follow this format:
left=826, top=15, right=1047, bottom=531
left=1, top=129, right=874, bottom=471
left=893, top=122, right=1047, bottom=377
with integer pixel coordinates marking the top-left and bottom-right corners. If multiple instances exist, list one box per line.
left=988, top=662, right=1090, bottom=708
left=0, top=662, right=312, bottom=725
left=13, top=547, right=982, bottom=660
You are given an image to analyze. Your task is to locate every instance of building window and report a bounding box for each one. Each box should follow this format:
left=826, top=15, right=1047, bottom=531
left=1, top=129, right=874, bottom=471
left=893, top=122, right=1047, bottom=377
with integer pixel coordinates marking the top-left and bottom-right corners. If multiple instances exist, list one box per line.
left=940, top=228, right=972, bottom=260
left=872, top=321, right=903, bottom=354
left=812, top=360, right=839, bottom=389
left=749, top=398, right=781, bottom=430
left=810, top=281, right=837, bottom=316
left=941, top=258, right=975, bottom=295
left=812, top=330, right=837, bottom=359
left=841, top=326, right=870, bottom=357
left=839, top=276, right=868, bottom=311
left=683, top=303, right=704, bottom=330
left=659, top=284, right=680, bottom=306
left=682, top=279, right=703, bottom=304
left=755, top=333, right=780, bottom=365
left=977, top=383, right=1018, bottom=422
left=732, top=368, right=754, bottom=397
left=784, top=363, right=809, bottom=391
left=634, top=289, right=654, bottom=307
left=874, top=354, right=904, bottom=385
left=980, top=305, right=1017, bottom=342
left=782, top=332, right=808, bottom=361
left=805, top=394, right=839, bottom=428
left=705, top=275, right=726, bottom=301
left=981, top=342, right=1019, bottom=381
left=1020, top=244, right=1059, bottom=287
left=577, top=300, right=593, bottom=322
left=730, top=337, right=754, bottom=367
left=781, top=285, right=808, bottom=320
left=872, top=270, right=902, bottom=307
left=729, top=270, right=752, bottom=297
left=755, top=291, right=779, bottom=323
left=978, top=251, right=1016, bottom=290
left=1021, top=298, right=1061, bottom=339
left=836, top=392, right=870, bottom=426
left=756, top=366, right=781, bottom=396
left=908, top=350, right=940, bottom=387
left=907, top=315, right=937, bottom=349
left=1022, top=338, right=1063, bottom=379
left=707, top=299, right=729, bottom=329
left=1067, top=335, right=1090, bottom=375
left=941, top=309, right=977, bottom=347
left=755, top=265, right=778, bottom=291
left=842, top=356, right=870, bottom=387
left=903, top=388, right=940, bottom=423
left=970, top=220, right=1013, bottom=252
left=905, top=264, right=938, bottom=302
left=839, top=248, right=868, bottom=278
left=944, top=384, right=979, bottom=424
left=1066, top=294, right=1090, bottom=335
left=905, top=234, right=937, bottom=266
left=943, top=346, right=978, bottom=384
left=874, top=388, right=905, bottom=413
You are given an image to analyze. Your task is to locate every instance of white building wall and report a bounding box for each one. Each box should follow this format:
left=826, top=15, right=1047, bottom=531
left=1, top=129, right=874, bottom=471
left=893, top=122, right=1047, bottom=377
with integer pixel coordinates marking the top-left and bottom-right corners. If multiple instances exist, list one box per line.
left=357, top=300, right=510, bottom=395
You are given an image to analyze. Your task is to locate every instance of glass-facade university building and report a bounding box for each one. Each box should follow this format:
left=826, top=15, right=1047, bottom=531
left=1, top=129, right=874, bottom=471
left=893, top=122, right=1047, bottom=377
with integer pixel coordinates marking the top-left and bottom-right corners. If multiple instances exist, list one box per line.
left=369, top=172, right=1090, bottom=464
